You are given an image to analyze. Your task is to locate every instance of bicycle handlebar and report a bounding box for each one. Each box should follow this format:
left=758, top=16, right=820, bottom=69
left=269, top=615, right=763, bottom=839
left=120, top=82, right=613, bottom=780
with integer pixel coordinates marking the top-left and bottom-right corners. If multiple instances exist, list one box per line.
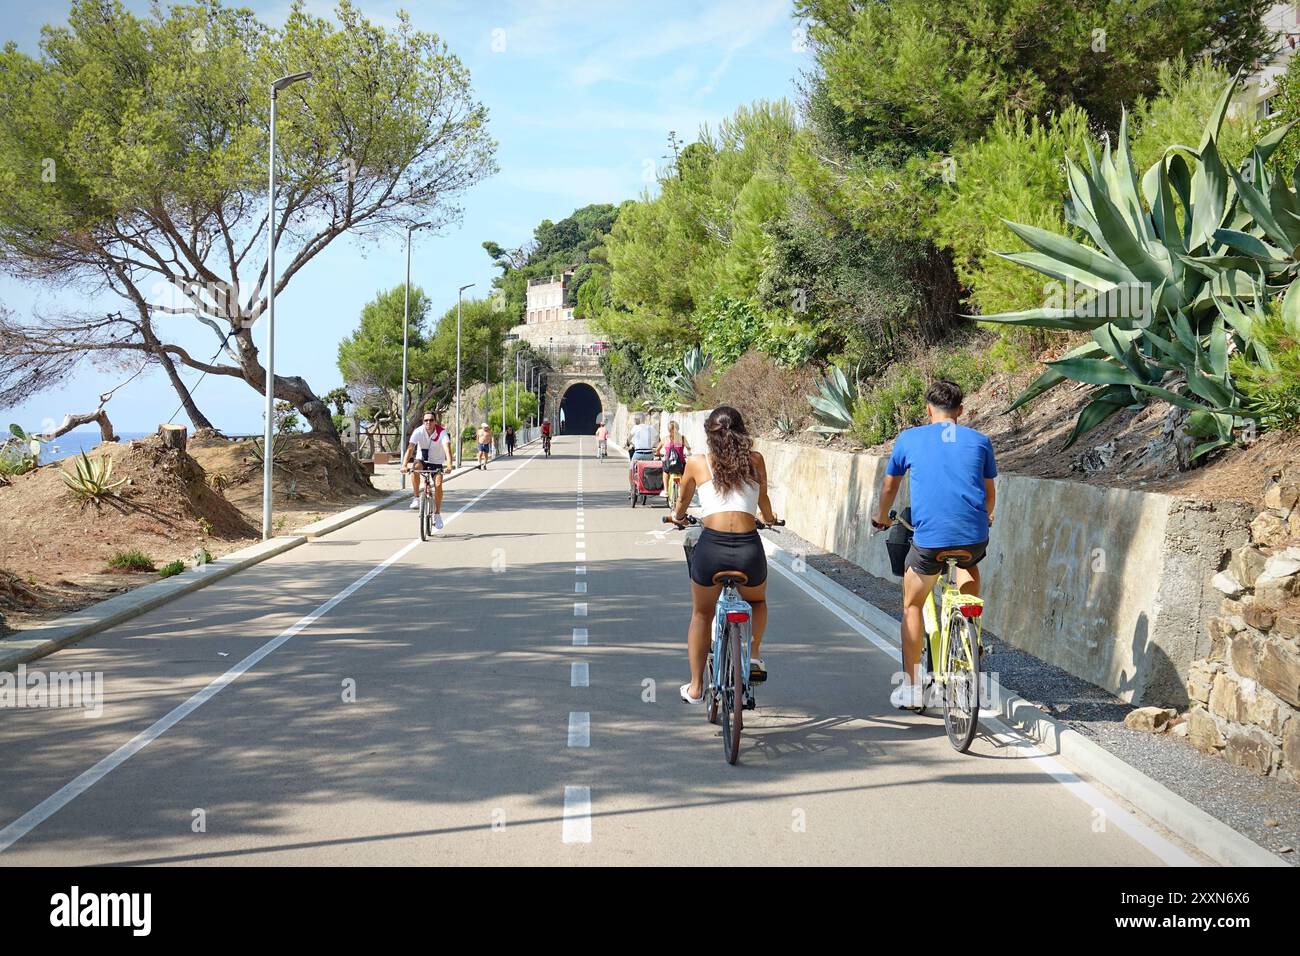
left=662, top=515, right=785, bottom=531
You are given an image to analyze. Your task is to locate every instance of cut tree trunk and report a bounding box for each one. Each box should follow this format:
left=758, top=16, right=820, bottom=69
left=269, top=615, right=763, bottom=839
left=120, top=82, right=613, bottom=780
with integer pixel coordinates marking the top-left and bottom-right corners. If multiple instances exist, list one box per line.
left=158, top=424, right=188, bottom=452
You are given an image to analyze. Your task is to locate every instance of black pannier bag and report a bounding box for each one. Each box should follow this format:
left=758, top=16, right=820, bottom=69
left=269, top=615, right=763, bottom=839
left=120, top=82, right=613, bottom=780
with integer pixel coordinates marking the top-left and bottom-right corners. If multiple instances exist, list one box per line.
left=886, top=506, right=913, bottom=577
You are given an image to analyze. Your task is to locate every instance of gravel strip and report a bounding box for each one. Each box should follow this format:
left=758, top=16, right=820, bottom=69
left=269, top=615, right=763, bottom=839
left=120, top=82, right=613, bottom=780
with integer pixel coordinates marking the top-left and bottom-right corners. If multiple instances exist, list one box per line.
left=766, top=525, right=1300, bottom=864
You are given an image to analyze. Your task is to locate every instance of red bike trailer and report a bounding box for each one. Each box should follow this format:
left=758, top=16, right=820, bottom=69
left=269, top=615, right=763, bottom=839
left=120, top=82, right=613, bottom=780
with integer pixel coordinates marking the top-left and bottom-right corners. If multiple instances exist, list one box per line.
left=629, top=458, right=665, bottom=507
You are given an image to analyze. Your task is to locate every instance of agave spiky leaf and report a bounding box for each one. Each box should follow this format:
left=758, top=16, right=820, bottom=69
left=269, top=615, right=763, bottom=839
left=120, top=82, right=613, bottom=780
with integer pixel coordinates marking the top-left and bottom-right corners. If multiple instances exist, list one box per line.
left=978, top=72, right=1293, bottom=458
left=806, top=365, right=857, bottom=435
left=61, top=452, right=126, bottom=501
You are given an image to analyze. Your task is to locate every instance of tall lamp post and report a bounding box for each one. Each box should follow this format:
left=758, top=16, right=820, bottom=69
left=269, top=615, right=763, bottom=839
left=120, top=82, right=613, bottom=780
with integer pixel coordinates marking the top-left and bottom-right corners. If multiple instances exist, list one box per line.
left=262, top=69, right=313, bottom=541
left=399, top=220, right=432, bottom=490
left=454, top=282, right=475, bottom=468
left=502, top=334, right=518, bottom=440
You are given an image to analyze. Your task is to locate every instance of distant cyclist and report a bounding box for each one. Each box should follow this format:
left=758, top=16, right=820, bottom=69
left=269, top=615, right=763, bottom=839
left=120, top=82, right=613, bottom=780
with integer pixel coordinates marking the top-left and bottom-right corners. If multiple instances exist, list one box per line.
left=401, top=411, right=452, bottom=529
left=475, top=422, right=492, bottom=470
left=656, top=419, right=690, bottom=504
left=540, top=418, right=552, bottom=454
left=627, top=413, right=656, bottom=474
left=871, top=380, right=997, bottom=710
left=594, top=420, right=609, bottom=457
left=667, top=406, right=778, bottom=705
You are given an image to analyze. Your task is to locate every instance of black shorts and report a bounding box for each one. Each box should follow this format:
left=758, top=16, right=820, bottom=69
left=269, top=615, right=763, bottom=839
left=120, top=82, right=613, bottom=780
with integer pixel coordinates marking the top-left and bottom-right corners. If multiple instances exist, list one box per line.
left=415, top=461, right=444, bottom=475
left=688, top=528, right=768, bottom=587
left=905, top=541, right=988, bottom=576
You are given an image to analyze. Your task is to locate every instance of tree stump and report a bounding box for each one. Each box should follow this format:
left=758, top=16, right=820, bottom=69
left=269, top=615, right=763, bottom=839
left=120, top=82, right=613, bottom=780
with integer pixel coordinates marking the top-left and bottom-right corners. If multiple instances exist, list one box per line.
left=158, top=424, right=188, bottom=452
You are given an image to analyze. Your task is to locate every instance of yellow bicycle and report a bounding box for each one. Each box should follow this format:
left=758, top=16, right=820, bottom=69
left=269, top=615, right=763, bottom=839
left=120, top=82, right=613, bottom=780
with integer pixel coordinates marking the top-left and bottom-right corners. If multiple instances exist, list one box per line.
left=890, top=509, right=985, bottom=752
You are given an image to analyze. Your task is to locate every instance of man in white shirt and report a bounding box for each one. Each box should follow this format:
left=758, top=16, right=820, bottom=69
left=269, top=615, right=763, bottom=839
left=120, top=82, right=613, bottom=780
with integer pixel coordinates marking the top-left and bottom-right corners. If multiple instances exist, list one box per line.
left=401, top=412, right=452, bottom=529
left=628, top=414, right=657, bottom=474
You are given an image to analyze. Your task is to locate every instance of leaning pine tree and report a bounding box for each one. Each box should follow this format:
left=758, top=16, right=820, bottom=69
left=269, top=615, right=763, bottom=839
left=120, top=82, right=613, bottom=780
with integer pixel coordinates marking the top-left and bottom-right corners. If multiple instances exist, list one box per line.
left=0, top=0, right=497, bottom=438
left=980, top=73, right=1300, bottom=460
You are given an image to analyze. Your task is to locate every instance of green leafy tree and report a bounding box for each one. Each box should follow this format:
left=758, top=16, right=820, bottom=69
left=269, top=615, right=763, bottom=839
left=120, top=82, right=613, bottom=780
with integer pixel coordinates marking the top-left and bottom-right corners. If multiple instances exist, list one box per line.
left=0, top=0, right=497, bottom=437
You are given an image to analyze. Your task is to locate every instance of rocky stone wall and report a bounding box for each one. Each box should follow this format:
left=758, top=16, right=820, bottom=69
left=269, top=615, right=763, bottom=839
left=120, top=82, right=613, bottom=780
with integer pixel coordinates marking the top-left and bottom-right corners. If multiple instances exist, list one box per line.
left=1187, top=464, right=1300, bottom=784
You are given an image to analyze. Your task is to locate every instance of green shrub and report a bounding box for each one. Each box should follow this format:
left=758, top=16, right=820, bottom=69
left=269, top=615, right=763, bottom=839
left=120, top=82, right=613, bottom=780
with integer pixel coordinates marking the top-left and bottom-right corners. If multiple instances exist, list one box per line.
left=107, top=550, right=155, bottom=572
left=0, top=445, right=36, bottom=477
left=1230, top=308, right=1300, bottom=430
left=850, top=346, right=996, bottom=447
left=852, top=365, right=928, bottom=447
left=158, top=560, right=185, bottom=578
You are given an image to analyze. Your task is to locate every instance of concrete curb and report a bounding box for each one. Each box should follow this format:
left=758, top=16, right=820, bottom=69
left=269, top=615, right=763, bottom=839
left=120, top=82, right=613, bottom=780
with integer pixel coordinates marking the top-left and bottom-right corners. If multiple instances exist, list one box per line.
left=762, top=539, right=1288, bottom=868
left=0, top=459, right=488, bottom=674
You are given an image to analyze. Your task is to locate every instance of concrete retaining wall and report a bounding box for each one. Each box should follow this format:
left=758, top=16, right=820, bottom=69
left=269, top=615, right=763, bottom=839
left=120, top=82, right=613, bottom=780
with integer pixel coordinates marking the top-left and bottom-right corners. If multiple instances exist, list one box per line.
left=607, top=403, right=1252, bottom=705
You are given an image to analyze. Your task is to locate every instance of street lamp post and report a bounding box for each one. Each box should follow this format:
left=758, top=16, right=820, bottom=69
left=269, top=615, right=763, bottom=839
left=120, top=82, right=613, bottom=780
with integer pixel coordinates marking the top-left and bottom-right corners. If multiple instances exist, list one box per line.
left=454, top=282, right=475, bottom=468
left=262, top=70, right=313, bottom=542
left=399, top=221, right=431, bottom=490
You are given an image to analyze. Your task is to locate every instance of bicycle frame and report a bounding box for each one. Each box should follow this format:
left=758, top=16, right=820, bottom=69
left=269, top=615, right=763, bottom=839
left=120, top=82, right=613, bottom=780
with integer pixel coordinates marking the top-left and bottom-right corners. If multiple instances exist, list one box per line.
left=711, top=583, right=752, bottom=699
left=921, top=561, right=983, bottom=698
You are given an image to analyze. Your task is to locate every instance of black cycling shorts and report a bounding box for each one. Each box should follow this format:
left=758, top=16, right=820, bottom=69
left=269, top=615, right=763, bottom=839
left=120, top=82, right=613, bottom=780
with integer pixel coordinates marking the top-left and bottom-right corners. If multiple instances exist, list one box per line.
left=688, top=528, right=768, bottom=587
left=414, top=461, right=444, bottom=475
left=905, top=541, right=988, bottom=576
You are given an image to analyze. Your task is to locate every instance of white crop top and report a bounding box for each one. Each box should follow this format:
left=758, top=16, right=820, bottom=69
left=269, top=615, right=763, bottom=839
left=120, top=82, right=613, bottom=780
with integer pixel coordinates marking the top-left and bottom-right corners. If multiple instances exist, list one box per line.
left=697, top=455, right=760, bottom=518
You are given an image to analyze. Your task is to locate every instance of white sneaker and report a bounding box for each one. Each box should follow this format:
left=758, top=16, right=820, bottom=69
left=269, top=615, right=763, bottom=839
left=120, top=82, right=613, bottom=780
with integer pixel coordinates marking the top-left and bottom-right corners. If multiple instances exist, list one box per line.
left=408, top=498, right=420, bottom=510
left=890, top=682, right=924, bottom=710
left=433, top=513, right=444, bottom=530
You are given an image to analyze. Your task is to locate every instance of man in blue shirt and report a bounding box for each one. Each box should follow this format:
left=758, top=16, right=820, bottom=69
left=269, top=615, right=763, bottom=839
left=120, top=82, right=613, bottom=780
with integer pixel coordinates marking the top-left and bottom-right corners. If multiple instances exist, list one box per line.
left=872, top=381, right=997, bottom=709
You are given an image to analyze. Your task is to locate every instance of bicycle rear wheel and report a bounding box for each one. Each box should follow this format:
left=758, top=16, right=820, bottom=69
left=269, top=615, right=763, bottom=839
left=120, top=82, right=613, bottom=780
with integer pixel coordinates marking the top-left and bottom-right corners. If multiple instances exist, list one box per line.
left=942, top=614, right=981, bottom=752
left=720, top=624, right=744, bottom=764
left=419, top=491, right=431, bottom=542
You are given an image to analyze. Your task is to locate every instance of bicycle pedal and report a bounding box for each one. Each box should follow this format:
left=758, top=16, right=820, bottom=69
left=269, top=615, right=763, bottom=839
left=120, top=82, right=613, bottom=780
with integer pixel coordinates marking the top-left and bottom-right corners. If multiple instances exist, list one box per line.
left=743, top=691, right=756, bottom=710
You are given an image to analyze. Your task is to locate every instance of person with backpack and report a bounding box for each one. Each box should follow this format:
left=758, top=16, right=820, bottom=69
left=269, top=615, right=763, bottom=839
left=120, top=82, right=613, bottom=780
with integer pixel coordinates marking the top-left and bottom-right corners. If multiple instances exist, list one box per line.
left=657, top=419, right=691, bottom=510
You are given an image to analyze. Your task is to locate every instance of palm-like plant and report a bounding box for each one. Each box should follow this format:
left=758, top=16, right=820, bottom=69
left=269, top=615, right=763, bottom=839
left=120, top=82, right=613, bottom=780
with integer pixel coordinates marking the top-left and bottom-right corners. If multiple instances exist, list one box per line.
left=981, top=73, right=1297, bottom=458
left=665, top=347, right=712, bottom=409
left=807, top=365, right=858, bottom=435
left=62, top=452, right=126, bottom=501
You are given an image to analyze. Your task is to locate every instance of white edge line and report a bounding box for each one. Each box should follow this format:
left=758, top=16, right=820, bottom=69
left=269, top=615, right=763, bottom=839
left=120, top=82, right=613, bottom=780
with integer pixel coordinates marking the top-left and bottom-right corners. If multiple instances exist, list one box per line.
left=765, top=554, right=1201, bottom=868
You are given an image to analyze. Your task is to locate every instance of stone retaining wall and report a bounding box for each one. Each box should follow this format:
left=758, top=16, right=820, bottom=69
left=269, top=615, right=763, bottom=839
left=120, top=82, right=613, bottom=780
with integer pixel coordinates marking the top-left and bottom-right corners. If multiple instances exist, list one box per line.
left=1186, top=465, right=1300, bottom=782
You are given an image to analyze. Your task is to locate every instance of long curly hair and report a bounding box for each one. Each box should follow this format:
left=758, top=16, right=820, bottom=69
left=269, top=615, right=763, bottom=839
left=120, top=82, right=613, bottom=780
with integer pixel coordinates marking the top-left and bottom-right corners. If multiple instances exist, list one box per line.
left=704, top=405, right=757, bottom=495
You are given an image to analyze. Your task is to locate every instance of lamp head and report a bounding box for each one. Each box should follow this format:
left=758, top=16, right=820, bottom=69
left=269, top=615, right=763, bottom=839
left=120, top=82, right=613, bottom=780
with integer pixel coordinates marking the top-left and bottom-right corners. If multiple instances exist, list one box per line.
left=272, top=71, right=313, bottom=92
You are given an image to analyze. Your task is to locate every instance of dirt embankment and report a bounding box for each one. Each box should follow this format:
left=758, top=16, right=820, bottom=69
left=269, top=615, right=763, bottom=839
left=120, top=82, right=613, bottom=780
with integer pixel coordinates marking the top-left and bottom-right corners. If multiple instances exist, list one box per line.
left=0, top=431, right=380, bottom=633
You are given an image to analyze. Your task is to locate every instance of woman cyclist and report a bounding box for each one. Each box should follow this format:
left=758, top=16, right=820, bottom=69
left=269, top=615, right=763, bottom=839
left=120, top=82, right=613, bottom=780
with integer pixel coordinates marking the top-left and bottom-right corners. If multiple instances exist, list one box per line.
left=655, top=420, right=691, bottom=510
left=667, top=406, right=778, bottom=705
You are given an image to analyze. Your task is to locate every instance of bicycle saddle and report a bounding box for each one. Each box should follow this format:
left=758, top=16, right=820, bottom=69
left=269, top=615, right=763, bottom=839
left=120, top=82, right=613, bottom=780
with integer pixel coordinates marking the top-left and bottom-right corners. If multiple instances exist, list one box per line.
left=933, top=549, right=973, bottom=563
left=712, top=570, right=749, bottom=586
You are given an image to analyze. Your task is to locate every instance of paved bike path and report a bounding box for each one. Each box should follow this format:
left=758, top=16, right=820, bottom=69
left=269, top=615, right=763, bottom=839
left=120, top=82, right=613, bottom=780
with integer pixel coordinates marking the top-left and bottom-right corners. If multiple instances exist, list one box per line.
left=0, top=437, right=1199, bottom=864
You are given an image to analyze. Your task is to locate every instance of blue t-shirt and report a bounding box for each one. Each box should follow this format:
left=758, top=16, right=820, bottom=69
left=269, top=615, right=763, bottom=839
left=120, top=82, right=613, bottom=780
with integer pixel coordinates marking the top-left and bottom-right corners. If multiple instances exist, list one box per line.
left=886, top=422, right=997, bottom=548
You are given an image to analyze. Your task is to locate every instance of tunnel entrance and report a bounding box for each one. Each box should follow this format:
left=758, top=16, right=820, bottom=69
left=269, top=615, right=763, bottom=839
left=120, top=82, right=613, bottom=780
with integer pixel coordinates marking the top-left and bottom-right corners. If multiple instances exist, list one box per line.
left=559, top=382, right=602, bottom=435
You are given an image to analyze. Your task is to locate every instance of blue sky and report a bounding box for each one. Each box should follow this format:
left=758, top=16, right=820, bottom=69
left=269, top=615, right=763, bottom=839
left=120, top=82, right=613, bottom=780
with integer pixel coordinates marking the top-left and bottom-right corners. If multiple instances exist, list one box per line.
left=1, top=0, right=807, bottom=434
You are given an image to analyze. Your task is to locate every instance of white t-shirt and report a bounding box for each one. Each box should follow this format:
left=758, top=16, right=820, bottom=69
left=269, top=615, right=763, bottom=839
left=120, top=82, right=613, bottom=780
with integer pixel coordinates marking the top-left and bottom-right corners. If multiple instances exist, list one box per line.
left=630, top=422, right=656, bottom=451
left=409, top=424, right=450, bottom=464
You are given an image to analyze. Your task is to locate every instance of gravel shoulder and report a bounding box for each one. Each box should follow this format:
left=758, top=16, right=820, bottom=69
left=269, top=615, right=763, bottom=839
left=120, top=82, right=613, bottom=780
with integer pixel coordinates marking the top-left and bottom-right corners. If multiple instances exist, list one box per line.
left=766, top=524, right=1300, bottom=864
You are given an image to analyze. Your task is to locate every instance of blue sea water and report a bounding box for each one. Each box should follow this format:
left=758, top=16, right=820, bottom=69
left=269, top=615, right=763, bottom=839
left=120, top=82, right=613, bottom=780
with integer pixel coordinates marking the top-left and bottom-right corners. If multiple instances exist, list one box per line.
left=37, top=431, right=152, bottom=464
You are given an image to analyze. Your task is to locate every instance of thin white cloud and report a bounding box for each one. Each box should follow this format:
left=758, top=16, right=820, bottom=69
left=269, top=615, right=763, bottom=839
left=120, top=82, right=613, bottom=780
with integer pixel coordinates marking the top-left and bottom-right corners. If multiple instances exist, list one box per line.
left=506, top=104, right=723, bottom=135
left=499, top=165, right=638, bottom=204
left=566, top=0, right=790, bottom=89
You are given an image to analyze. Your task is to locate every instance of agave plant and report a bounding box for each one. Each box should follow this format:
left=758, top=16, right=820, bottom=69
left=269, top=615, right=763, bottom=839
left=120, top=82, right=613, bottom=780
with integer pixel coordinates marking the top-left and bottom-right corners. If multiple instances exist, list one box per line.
left=980, top=72, right=1296, bottom=458
left=665, top=347, right=712, bottom=409
left=248, top=437, right=289, bottom=470
left=62, top=452, right=126, bottom=501
left=807, top=365, right=858, bottom=435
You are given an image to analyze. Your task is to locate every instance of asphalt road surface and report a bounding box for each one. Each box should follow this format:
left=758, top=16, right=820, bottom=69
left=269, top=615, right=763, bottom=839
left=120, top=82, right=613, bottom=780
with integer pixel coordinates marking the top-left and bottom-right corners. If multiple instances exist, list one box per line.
left=0, top=436, right=1206, bottom=865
